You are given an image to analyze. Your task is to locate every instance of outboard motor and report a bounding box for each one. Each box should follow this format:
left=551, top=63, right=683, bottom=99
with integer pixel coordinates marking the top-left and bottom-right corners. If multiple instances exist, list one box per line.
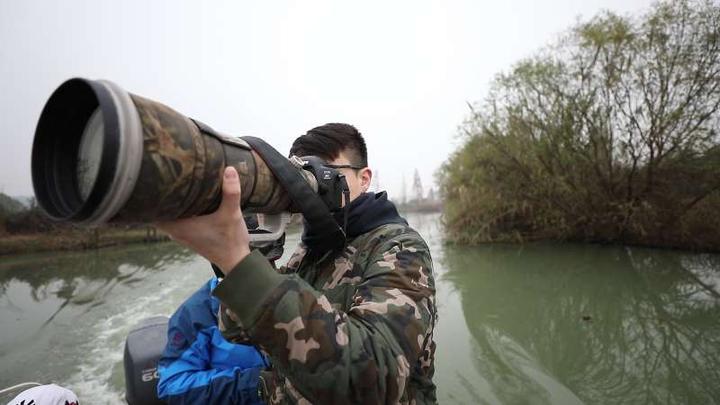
left=124, top=316, right=169, bottom=405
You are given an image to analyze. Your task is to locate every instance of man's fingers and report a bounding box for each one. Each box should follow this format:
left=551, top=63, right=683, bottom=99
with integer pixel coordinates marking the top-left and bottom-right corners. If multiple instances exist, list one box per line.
left=219, top=166, right=242, bottom=216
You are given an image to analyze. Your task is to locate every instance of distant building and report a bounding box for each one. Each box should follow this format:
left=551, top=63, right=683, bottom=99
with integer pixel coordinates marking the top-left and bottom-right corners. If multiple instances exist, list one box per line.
left=412, top=169, right=424, bottom=202
left=370, top=169, right=380, bottom=193
left=397, top=169, right=442, bottom=213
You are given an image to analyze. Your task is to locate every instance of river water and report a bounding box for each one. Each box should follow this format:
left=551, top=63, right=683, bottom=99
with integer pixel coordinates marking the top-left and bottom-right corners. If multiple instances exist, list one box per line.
left=1, top=213, right=719, bottom=404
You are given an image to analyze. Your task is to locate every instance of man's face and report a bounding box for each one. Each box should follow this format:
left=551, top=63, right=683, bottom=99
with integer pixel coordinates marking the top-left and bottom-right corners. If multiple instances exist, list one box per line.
left=328, top=150, right=372, bottom=204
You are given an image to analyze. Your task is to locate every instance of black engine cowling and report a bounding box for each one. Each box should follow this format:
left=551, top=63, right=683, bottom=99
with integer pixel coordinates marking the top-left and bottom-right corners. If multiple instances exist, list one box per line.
left=124, top=316, right=168, bottom=405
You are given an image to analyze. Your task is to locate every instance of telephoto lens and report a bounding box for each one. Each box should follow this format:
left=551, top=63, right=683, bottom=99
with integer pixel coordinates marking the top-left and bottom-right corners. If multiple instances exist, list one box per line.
left=31, top=78, right=316, bottom=225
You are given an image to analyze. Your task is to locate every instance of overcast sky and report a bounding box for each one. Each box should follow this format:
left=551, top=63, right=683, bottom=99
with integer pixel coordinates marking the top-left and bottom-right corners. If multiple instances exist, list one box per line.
left=0, top=0, right=655, bottom=201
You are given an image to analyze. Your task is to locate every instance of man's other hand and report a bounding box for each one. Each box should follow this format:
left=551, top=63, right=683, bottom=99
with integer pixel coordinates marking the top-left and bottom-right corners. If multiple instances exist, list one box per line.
left=156, top=166, right=251, bottom=274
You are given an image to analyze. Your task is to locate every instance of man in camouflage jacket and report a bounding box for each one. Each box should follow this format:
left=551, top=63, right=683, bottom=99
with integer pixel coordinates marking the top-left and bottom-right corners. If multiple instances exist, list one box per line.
left=159, top=123, right=437, bottom=404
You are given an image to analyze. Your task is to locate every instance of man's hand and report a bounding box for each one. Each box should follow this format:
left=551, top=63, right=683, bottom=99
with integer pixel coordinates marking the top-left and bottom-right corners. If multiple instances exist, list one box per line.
left=156, top=166, right=251, bottom=274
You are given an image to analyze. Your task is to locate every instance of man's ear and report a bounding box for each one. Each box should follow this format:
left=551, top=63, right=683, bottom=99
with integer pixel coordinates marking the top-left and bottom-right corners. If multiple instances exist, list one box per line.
left=361, top=168, right=373, bottom=192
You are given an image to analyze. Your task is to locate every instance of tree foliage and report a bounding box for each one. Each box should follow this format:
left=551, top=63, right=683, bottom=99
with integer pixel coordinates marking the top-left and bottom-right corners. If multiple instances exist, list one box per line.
left=439, top=0, right=720, bottom=250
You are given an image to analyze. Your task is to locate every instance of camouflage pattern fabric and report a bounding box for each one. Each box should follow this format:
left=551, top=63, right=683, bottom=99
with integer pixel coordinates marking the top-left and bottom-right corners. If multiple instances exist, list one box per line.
left=213, top=223, right=437, bottom=404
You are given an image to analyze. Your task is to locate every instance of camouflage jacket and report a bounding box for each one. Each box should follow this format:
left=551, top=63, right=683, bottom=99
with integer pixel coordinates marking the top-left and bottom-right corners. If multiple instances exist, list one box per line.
left=212, top=223, right=437, bottom=404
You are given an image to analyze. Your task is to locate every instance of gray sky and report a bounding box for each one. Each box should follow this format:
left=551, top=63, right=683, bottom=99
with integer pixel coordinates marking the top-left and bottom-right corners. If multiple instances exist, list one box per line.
left=0, top=0, right=654, bottom=200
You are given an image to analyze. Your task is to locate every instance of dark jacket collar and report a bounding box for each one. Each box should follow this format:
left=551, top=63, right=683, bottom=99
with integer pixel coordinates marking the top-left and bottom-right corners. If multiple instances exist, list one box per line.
left=302, top=191, right=407, bottom=253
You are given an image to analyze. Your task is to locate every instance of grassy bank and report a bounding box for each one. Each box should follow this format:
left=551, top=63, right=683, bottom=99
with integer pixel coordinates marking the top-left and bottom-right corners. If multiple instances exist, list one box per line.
left=0, top=227, right=169, bottom=256
left=439, top=0, right=720, bottom=252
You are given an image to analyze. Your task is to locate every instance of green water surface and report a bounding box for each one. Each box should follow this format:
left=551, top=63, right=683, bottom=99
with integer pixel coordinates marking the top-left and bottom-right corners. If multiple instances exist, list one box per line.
left=0, top=213, right=718, bottom=404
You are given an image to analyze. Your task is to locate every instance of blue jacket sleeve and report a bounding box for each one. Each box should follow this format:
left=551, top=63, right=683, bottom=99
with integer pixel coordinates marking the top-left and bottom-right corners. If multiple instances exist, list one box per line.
left=157, top=279, right=267, bottom=404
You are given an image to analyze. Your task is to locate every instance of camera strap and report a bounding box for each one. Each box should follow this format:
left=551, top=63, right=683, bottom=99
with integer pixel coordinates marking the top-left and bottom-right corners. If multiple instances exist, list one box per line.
left=241, top=136, right=347, bottom=252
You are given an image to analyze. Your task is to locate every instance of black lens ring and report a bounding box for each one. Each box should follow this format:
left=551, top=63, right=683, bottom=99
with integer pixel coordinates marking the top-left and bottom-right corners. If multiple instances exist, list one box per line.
left=32, top=79, right=94, bottom=219
left=31, top=78, right=121, bottom=221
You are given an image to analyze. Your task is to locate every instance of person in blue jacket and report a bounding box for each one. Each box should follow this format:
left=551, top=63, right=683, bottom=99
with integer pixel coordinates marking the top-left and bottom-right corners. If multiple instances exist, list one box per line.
left=157, top=216, right=283, bottom=404
left=156, top=275, right=268, bottom=404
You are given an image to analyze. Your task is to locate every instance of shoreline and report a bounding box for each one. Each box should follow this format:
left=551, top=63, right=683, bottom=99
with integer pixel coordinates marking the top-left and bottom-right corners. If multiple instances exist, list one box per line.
left=0, top=228, right=169, bottom=256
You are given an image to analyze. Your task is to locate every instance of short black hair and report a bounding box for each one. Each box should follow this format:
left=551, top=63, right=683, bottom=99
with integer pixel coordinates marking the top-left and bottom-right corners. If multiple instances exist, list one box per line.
left=290, top=123, right=368, bottom=167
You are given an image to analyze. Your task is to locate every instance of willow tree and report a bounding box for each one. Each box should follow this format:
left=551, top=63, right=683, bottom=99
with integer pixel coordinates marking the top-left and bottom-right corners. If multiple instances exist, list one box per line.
left=439, top=0, right=720, bottom=250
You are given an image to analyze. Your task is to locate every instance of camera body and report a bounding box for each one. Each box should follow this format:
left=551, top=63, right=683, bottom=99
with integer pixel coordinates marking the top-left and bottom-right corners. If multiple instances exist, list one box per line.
left=298, top=156, right=348, bottom=214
